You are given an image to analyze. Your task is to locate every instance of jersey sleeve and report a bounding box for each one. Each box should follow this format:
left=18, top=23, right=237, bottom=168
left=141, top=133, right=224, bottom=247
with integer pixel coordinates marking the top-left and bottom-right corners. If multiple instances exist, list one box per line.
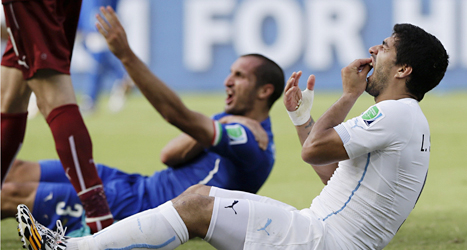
left=209, top=120, right=268, bottom=169
left=333, top=100, right=414, bottom=159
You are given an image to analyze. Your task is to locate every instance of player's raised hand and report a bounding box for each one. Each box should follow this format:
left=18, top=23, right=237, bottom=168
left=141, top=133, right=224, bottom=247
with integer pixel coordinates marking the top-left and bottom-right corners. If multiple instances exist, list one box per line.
left=284, top=71, right=302, bottom=112
left=284, top=72, right=315, bottom=111
left=284, top=71, right=315, bottom=126
left=96, top=6, right=132, bottom=61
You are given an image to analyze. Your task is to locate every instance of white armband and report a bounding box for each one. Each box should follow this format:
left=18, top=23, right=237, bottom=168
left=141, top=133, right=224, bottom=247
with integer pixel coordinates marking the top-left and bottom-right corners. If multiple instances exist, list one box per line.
left=287, top=88, right=314, bottom=126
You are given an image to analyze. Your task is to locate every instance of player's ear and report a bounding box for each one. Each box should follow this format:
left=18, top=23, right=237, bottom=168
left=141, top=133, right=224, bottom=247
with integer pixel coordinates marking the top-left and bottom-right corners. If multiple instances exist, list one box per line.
left=257, top=83, right=274, bottom=100
left=395, top=64, right=412, bottom=79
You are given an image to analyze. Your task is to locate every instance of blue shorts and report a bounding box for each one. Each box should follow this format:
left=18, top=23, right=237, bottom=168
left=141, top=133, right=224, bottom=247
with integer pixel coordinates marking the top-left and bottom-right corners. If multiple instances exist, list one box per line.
left=33, top=160, right=154, bottom=233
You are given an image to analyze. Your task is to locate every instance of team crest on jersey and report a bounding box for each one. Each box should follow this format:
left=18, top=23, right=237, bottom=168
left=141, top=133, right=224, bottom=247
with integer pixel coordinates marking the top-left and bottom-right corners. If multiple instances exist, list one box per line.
left=226, top=124, right=248, bottom=145
left=361, top=105, right=384, bottom=127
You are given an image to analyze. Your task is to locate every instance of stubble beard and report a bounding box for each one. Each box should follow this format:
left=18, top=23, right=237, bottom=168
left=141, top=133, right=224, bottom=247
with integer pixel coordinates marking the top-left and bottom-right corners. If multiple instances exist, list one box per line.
left=365, top=67, right=388, bottom=98
left=225, top=95, right=255, bottom=116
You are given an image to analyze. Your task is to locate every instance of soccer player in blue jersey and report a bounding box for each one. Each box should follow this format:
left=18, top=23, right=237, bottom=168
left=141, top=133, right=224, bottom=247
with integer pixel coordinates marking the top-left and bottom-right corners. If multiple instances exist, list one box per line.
left=1, top=8, right=284, bottom=235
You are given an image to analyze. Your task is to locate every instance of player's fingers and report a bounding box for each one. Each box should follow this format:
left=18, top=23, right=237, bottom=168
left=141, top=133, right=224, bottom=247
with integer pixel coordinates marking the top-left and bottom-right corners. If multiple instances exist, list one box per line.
left=284, top=86, right=303, bottom=111
left=359, top=58, right=373, bottom=75
left=95, top=21, right=107, bottom=37
left=284, top=72, right=297, bottom=92
left=96, top=10, right=110, bottom=31
left=306, top=74, right=315, bottom=91
left=258, top=135, right=268, bottom=151
left=352, top=58, right=372, bottom=71
left=255, top=127, right=269, bottom=151
left=294, top=71, right=302, bottom=87
left=99, top=6, right=115, bottom=29
left=103, top=6, right=124, bottom=29
left=284, top=85, right=298, bottom=98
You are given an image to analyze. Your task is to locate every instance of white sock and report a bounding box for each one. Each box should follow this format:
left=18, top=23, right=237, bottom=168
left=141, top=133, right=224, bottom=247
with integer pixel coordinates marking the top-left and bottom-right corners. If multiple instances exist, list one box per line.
left=74, top=201, right=189, bottom=250
left=65, top=236, right=90, bottom=250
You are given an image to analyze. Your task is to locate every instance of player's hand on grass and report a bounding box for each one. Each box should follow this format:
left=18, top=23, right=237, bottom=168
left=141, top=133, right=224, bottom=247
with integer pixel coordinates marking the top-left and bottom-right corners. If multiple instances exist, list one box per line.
left=284, top=71, right=315, bottom=126
left=219, top=116, right=269, bottom=150
left=96, top=6, right=132, bottom=61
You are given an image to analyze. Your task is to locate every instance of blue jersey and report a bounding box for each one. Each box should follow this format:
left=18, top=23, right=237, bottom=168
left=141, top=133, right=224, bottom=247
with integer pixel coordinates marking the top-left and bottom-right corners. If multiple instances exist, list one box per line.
left=33, top=112, right=275, bottom=233
left=141, top=112, right=275, bottom=208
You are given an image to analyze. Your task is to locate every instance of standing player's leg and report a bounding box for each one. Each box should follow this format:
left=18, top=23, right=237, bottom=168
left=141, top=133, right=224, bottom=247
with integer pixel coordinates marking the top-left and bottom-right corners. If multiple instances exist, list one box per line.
left=1, top=0, right=114, bottom=233
left=28, top=69, right=114, bottom=233
left=0, top=66, right=31, bottom=184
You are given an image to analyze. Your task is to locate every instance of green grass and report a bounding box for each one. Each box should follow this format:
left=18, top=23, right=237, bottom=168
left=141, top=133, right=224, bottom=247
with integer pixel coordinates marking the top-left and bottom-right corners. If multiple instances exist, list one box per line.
left=2, top=92, right=466, bottom=249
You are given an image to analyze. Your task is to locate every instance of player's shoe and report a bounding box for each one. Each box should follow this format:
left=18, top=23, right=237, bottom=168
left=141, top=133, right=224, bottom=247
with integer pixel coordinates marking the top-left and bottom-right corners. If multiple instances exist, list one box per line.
left=16, top=204, right=68, bottom=250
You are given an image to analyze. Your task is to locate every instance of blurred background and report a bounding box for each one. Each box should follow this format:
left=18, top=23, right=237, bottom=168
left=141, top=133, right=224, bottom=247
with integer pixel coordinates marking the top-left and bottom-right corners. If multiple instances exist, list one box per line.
left=70, top=0, right=467, bottom=93
left=64, top=0, right=467, bottom=113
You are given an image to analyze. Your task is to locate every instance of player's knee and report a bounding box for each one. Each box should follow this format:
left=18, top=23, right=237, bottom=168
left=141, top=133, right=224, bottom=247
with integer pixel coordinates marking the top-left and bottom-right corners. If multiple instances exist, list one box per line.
left=183, top=184, right=211, bottom=196
left=172, top=193, right=214, bottom=238
left=174, top=192, right=213, bottom=212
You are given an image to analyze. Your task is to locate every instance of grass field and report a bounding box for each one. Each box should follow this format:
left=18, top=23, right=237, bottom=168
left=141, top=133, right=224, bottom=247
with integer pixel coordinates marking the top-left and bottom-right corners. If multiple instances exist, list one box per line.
left=1, top=91, right=466, bottom=249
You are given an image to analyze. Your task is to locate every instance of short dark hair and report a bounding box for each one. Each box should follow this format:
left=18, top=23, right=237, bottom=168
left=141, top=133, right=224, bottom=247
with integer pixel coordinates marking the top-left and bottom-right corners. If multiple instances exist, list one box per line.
left=242, top=54, right=285, bottom=109
left=392, top=23, right=449, bottom=101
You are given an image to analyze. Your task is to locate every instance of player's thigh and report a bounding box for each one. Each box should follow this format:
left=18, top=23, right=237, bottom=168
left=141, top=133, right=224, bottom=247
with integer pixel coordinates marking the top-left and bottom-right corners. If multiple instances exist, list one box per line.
left=2, top=1, right=80, bottom=79
left=244, top=203, right=326, bottom=250
left=27, top=70, right=77, bottom=117
left=0, top=66, right=31, bottom=113
left=210, top=186, right=298, bottom=211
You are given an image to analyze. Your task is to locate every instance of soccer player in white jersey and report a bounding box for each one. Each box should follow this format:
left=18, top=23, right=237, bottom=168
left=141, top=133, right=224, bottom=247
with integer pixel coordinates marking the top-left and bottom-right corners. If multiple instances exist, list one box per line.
left=16, top=8, right=449, bottom=250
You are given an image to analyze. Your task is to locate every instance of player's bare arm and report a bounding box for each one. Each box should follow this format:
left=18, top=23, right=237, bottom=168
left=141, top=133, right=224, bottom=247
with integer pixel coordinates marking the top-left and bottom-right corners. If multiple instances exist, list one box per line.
left=161, top=115, right=269, bottom=167
left=302, top=58, right=372, bottom=166
left=284, top=71, right=338, bottom=184
left=96, top=6, right=214, bottom=148
left=160, top=133, right=204, bottom=167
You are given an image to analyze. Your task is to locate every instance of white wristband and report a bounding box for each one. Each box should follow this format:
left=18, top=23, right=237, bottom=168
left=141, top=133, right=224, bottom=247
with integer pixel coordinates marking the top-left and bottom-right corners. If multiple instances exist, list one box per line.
left=287, top=88, right=314, bottom=126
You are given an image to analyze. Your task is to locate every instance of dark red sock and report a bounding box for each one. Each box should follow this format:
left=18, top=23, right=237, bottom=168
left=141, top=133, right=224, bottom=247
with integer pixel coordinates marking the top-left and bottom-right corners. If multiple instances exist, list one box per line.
left=1, top=112, right=28, bottom=184
left=46, top=104, right=102, bottom=191
left=47, top=104, right=113, bottom=233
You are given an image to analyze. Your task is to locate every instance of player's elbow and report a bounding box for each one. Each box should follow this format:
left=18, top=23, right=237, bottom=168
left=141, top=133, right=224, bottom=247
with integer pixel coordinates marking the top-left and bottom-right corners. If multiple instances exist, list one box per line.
left=301, top=142, right=331, bottom=166
left=160, top=148, right=178, bottom=166
left=160, top=150, right=171, bottom=165
left=301, top=146, right=322, bottom=165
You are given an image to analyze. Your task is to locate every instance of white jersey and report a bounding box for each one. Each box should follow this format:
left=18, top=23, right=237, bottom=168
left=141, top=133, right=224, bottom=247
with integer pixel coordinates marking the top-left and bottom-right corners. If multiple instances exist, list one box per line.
left=310, top=98, right=430, bottom=249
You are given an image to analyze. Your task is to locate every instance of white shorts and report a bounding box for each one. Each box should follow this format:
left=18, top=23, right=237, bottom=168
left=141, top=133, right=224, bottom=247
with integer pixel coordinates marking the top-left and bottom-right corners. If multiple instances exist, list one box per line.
left=244, top=201, right=339, bottom=250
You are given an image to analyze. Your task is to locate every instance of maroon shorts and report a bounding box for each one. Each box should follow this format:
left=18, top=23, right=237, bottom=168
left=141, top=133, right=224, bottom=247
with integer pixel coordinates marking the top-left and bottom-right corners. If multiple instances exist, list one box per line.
left=1, top=0, right=82, bottom=80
